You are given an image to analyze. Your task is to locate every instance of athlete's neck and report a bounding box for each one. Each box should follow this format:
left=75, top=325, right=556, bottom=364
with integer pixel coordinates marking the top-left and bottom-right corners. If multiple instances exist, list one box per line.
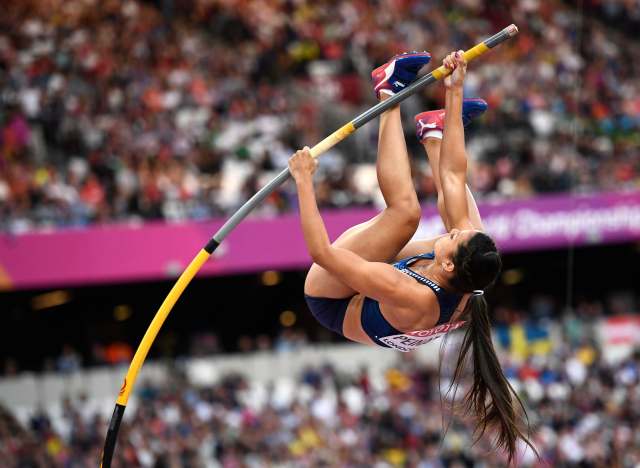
left=419, top=261, right=452, bottom=290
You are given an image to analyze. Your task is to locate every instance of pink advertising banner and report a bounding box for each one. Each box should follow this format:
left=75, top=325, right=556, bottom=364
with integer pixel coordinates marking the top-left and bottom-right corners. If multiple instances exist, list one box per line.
left=1, top=191, right=639, bottom=290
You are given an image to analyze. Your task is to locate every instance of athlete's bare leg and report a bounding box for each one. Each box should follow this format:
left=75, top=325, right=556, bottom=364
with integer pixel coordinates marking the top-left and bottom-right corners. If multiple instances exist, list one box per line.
left=304, top=97, right=421, bottom=298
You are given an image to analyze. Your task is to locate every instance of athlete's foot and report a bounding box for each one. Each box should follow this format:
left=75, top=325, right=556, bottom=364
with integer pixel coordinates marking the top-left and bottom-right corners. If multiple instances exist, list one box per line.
left=414, top=98, right=488, bottom=141
left=371, top=51, right=431, bottom=100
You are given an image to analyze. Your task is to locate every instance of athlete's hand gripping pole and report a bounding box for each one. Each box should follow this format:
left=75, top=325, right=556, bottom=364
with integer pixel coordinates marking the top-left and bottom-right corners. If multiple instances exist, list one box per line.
left=100, top=24, right=518, bottom=467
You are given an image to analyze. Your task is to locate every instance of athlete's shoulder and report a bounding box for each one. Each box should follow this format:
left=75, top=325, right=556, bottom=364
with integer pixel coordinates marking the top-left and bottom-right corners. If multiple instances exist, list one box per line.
left=385, top=281, right=440, bottom=320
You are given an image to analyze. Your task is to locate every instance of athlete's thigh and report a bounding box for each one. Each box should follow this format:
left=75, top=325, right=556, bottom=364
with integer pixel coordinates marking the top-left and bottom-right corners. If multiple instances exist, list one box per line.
left=304, top=209, right=418, bottom=298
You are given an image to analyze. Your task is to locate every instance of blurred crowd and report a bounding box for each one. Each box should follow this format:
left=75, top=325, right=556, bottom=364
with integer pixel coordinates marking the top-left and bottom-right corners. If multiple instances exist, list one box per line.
left=1, top=329, right=312, bottom=376
left=2, top=294, right=640, bottom=467
left=0, top=0, right=638, bottom=232
left=584, top=0, right=640, bottom=35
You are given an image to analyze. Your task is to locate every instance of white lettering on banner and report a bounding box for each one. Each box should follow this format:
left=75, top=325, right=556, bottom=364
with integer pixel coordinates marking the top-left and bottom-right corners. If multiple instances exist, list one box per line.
left=379, top=321, right=466, bottom=352
left=513, top=205, right=640, bottom=240
left=482, top=214, right=512, bottom=240
left=412, top=203, right=640, bottom=246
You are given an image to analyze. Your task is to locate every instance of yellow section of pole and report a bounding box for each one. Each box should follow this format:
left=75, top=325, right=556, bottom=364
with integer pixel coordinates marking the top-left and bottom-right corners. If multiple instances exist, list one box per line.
left=308, top=122, right=356, bottom=158
left=430, top=43, right=490, bottom=81
left=115, top=248, right=211, bottom=405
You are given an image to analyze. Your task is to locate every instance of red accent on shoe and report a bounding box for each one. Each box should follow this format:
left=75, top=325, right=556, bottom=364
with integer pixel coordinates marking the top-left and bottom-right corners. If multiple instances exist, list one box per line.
left=371, top=61, right=395, bottom=98
left=414, top=110, right=445, bottom=141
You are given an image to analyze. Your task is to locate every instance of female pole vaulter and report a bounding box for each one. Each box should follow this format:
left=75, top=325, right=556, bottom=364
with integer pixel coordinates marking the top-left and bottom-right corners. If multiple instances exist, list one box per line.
left=288, top=50, right=537, bottom=462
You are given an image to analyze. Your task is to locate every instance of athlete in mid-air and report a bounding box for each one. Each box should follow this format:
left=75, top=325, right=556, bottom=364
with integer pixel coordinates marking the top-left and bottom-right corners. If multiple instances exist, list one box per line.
left=288, top=50, right=536, bottom=461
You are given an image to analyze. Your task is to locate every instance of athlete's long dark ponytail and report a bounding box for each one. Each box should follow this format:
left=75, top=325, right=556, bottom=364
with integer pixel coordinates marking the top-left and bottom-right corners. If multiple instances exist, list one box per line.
left=449, top=232, right=537, bottom=463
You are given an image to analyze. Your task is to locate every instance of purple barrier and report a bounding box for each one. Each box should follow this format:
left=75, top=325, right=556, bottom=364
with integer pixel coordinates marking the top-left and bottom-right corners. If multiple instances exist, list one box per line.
left=1, top=192, right=639, bottom=290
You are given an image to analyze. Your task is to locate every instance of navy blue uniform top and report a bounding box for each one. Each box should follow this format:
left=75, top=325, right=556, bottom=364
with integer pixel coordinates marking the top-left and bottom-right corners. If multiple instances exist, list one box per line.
left=361, top=252, right=464, bottom=348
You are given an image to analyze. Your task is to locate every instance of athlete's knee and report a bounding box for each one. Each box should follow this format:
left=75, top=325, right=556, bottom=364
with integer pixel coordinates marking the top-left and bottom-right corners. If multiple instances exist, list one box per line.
left=390, top=197, right=421, bottom=229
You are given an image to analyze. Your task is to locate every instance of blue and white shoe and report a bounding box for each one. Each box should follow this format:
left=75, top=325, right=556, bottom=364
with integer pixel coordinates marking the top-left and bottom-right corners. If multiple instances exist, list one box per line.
left=415, top=98, right=488, bottom=141
left=371, top=51, right=431, bottom=99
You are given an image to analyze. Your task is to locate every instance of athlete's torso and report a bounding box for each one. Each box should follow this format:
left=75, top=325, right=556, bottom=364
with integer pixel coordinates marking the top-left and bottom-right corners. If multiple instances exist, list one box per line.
left=343, top=252, right=468, bottom=350
left=391, top=252, right=465, bottom=322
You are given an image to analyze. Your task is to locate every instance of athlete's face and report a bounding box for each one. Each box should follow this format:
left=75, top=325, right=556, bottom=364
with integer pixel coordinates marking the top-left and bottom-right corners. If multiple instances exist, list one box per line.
left=434, top=229, right=477, bottom=272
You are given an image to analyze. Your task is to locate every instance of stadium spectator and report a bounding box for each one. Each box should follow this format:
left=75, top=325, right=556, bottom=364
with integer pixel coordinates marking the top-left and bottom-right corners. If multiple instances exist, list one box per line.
left=0, top=0, right=639, bottom=232
left=1, top=320, right=639, bottom=466
left=2, top=292, right=639, bottom=466
left=56, top=344, right=82, bottom=374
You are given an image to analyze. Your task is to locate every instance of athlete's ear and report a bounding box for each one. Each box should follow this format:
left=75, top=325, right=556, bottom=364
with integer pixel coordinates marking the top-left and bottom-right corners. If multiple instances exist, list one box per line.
left=442, top=258, right=455, bottom=273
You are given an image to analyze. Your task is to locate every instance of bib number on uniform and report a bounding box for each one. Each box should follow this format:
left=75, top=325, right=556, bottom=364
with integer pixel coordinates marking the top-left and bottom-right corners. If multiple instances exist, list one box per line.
left=378, top=321, right=466, bottom=352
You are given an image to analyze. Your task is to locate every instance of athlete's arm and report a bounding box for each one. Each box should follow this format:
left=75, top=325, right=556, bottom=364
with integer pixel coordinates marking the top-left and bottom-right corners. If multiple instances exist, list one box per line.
left=318, top=247, right=436, bottom=313
left=439, top=51, right=478, bottom=231
left=425, top=145, right=483, bottom=231
left=289, top=148, right=437, bottom=313
left=462, top=186, right=483, bottom=230
left=288, top=148, right=329, bottom=260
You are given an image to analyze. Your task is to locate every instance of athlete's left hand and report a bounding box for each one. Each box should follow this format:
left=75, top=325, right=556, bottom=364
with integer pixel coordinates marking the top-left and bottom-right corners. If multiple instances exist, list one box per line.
left=443, top=50, right=467, bottom=89
left=288, top=147, right=318, bottom=183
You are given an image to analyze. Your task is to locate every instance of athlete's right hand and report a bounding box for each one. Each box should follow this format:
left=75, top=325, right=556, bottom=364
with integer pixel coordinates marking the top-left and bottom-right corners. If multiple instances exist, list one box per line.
left=443, top=50, right=466, bottom=89
left=288, top=147, right=318, bottom=183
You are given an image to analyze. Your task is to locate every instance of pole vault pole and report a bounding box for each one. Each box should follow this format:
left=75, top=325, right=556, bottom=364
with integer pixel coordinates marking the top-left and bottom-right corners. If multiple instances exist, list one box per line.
left=100, top=24, right=519, bottom=467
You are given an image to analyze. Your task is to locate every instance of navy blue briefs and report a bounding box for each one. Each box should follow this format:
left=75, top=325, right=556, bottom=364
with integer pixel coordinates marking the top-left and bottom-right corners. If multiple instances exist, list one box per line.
left=304, top=295, right=352, bottom=336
